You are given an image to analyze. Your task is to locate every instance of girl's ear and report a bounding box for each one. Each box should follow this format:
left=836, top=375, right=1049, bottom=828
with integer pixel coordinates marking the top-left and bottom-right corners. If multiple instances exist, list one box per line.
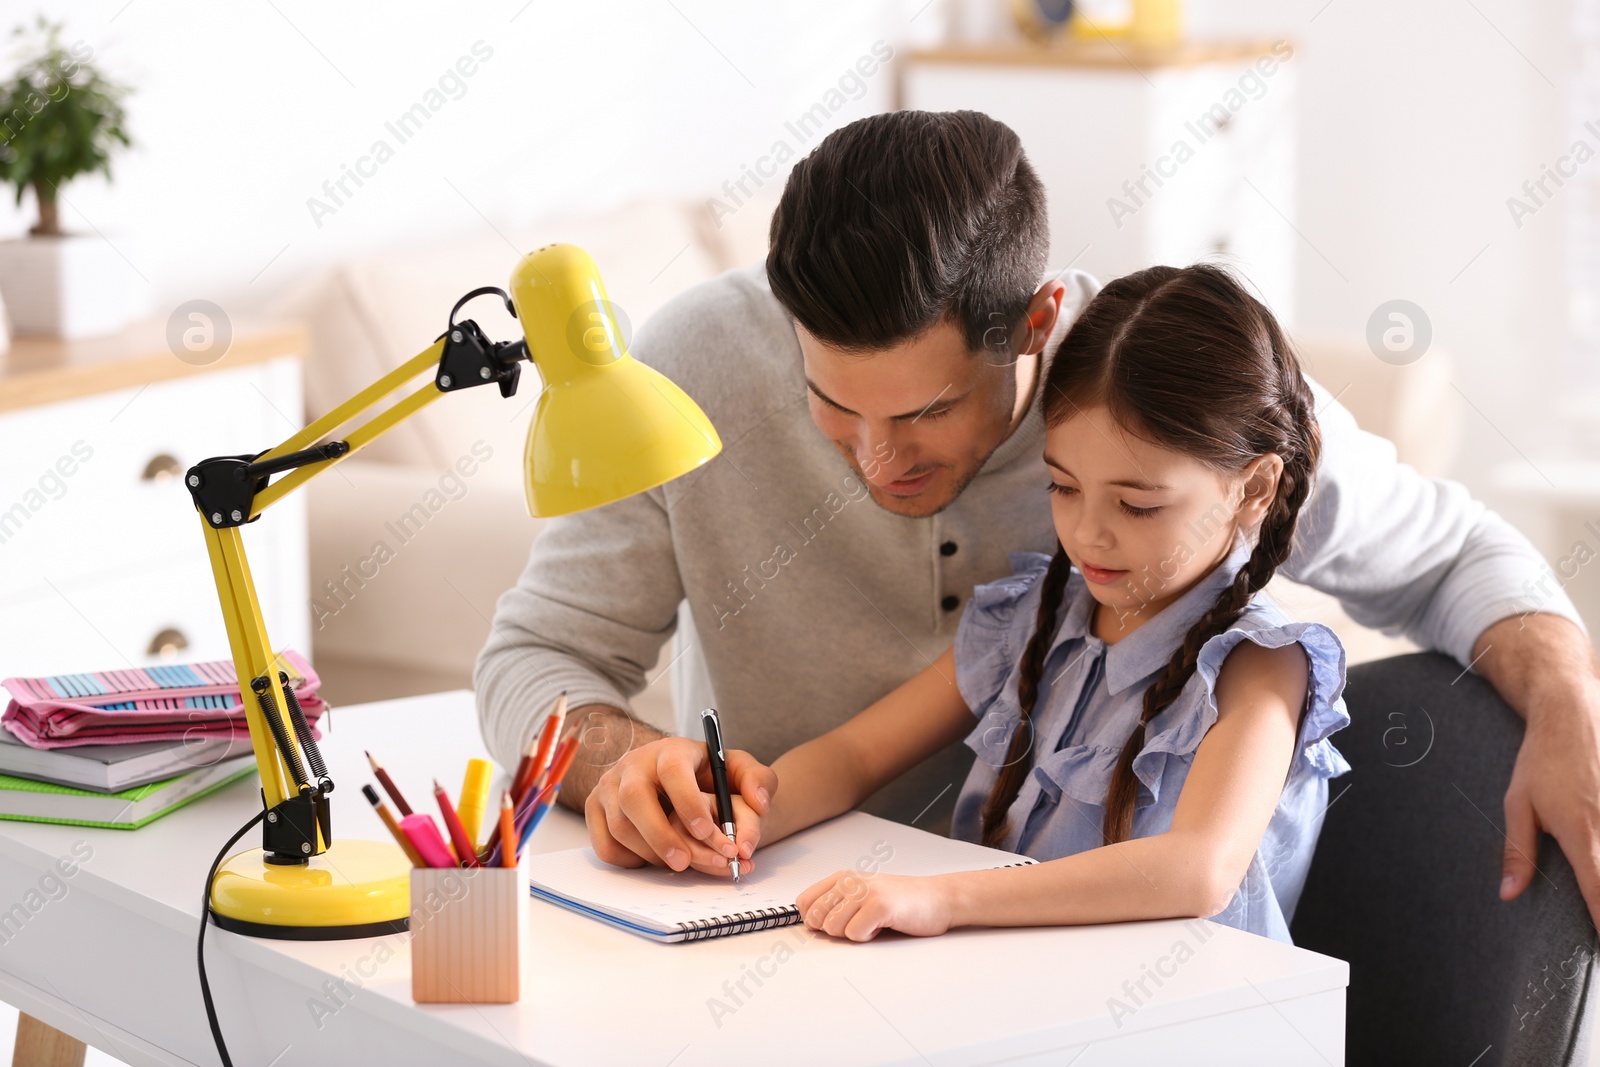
left=1236, top=453, right=1285, bottom=528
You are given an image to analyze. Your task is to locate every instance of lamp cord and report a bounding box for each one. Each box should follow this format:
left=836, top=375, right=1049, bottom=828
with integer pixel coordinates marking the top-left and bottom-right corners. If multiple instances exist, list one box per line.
left=198, top=810, right=265, bottom=1067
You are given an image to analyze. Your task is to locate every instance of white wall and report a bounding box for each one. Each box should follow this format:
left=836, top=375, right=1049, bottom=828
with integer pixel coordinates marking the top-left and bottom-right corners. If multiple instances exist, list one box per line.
left=1182, top=0, right=1574, bottom=496
left=0, top=0, right=928, bottom=313
left=5, top=0, right=1581, bottom=502
left=1294, top=0, right=1569, bottom=492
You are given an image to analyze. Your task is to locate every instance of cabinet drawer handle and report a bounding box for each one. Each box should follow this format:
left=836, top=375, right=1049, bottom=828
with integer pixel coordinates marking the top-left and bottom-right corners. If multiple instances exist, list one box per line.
left=147, top=628, right=189, bottom=659
left=141, top=453, right=183, bottom=482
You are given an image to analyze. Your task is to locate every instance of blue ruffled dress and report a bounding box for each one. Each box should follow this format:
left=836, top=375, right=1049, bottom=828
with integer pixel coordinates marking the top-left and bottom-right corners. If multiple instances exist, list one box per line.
left=948, top=540, right=1351, bottom=943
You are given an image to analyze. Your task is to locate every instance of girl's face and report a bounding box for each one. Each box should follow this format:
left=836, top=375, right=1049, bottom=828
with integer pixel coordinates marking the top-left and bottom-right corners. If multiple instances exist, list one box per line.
left=1044, top=404, right=1282, bottom=642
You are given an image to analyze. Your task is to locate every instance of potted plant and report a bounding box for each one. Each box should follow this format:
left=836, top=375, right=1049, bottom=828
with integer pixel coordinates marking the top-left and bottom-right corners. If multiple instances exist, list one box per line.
left=0, top=17, right=135, bottom=338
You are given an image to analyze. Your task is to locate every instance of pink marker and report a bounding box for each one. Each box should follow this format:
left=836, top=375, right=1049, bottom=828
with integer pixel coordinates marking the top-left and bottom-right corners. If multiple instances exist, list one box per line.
left=399, top=814, right=456, bottom=868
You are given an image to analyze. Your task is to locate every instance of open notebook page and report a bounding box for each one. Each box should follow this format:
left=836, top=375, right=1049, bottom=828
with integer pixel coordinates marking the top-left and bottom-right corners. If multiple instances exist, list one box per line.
left=527, top=811, right=1033, bottom=935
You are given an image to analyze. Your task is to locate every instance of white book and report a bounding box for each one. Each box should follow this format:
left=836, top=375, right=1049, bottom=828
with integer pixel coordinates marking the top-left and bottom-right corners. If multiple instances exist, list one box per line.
left=0, top=728, right=255, bottom=793
left=527, top=811, right=1036, bottom=942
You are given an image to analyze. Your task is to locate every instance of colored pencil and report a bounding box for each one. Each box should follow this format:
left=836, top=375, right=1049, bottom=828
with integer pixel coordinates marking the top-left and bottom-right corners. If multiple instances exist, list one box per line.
left=544, top=733, right=581, bottom=792
left=507, top=728, right=542, bottom=807
left=498, top=790, right=517, bottom=868
left=433, top=779, right=480, bottom=868
left=363, top=784, right=426, bottom=867
left=399, top=814, right=455, bottom=868
left=365, top=750, right=412, bottom=817
left=511, top=742, right=564, bottom=830
left=456, top=758, right=493, bottom=852
left=512, top=732, right=578, bottom=843
left=487, top=782, right=543, bottom=868
left=510, top=780, right=543, bottom=835
left=513, top=779, right=558, bottom=836
left=536, top=693, right=568, bottom=767
left=511, top=692, right=567, bottom=803
left=516, top=785, right=561, bottom=857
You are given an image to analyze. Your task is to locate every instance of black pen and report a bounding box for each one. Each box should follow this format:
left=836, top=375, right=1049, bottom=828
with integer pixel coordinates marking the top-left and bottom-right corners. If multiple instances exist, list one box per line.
left=700, top=707, right=741, bottom=883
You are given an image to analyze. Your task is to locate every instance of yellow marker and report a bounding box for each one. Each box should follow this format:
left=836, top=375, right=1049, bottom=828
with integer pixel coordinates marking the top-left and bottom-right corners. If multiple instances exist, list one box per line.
left=456, top=758, right=494, bottom=853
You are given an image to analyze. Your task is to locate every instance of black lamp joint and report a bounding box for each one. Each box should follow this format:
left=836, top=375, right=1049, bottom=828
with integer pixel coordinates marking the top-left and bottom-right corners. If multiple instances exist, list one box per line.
left=186, top=441, right=351, bottom=530
left=434, top=317, right=524, bottom=399
left=262, top=790, right=330, bottom=864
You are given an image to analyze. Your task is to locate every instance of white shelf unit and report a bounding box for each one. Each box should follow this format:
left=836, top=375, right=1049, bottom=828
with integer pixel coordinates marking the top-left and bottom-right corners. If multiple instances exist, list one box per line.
left=901, top=43, right=1298, bottom=325
left=0, top=356, right=309, bottom=679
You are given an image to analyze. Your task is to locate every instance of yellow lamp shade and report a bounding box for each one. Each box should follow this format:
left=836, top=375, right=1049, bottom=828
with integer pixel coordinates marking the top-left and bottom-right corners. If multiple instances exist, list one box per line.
left=509, top=244, right=722, bottom=517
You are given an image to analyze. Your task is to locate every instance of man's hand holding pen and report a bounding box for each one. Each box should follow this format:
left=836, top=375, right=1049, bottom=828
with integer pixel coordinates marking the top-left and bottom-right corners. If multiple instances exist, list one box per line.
left=585, top=732, right=776, bottom=876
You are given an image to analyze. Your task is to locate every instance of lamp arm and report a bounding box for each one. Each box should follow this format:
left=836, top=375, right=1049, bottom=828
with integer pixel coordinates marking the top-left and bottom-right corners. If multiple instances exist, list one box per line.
left=188, top=292, right=532, bottom=864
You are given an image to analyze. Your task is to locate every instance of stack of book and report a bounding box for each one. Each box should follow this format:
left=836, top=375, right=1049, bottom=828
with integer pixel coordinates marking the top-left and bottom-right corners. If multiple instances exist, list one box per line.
left=0, top=652, right=323, bottom=829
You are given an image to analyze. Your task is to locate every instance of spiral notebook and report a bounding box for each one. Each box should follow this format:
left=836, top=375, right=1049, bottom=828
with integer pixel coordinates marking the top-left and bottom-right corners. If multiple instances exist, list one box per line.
left=526, top=811, right=1036, bottom=942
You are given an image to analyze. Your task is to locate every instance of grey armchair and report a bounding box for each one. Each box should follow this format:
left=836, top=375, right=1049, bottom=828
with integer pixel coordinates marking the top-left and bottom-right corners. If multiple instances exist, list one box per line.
left=1291, top=652, right=1598, bottom=1066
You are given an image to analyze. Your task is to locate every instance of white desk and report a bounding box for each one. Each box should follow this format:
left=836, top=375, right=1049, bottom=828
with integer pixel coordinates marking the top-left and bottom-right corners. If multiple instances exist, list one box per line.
left=0, top=691, right=1346, bottom=1066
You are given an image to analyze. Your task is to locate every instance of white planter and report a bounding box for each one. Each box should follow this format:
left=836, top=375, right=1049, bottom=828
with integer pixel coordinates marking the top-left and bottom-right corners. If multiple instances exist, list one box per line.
left=0, top=234, right=146, bottom=339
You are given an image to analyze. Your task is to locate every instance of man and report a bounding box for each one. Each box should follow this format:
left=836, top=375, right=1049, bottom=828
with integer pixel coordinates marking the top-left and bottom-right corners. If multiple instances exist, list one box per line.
left=476, top=110, right=1600, bottom=924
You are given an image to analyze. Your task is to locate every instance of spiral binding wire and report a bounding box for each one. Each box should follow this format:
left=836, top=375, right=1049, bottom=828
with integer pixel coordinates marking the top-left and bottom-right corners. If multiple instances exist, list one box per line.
left=679, top=906, right=799, bottom=941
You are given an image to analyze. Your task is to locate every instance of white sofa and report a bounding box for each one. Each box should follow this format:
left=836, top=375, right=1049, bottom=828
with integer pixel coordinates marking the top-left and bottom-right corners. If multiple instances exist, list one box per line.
left=281, top=195, right=1456, bottom=728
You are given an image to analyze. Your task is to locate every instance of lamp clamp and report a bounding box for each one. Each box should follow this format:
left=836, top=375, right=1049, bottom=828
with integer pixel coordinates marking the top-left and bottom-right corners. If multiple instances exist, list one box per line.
left=435, top=286, right=527, bottom=399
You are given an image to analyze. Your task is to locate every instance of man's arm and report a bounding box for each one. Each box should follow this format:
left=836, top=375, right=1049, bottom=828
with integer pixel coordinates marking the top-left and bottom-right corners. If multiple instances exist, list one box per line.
left=1472, top=615, right=1600, bottom=919
left=1283, top=379, right=1586, bottom=660
left=557, top=704, right=666, bottom=811
left=472, top=483, right=683, bottom=805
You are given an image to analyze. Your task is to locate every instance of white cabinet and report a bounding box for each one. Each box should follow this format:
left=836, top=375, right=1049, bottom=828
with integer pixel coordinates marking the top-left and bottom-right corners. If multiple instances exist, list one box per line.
left=902, top=40, right=1298, bottom=324
left=0, top=344, right=309, bottom=679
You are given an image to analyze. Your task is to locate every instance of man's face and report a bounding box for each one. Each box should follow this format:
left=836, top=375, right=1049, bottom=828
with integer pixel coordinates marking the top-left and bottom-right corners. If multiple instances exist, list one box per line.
left=799, top=319, right=1021, bottom=518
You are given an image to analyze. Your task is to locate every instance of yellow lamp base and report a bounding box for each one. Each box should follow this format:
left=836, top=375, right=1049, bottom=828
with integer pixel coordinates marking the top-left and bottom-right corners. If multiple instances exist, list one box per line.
left=209, top=838, right=412, bottom=940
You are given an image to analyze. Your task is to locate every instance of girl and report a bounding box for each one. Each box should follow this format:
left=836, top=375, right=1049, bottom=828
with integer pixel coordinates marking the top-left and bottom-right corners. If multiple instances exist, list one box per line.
left=755, top=263, right=1349, bottom=944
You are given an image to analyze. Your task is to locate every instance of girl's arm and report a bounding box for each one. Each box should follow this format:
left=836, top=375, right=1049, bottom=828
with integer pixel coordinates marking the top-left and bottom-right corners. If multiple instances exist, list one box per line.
left=761, top=646, right=974, bottom=843
left=797, top=640, right=1309, bottom=940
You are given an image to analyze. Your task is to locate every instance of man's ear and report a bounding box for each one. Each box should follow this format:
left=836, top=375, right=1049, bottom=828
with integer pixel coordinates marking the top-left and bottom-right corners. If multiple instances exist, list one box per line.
left=1012, top=280, right=1067, bottom=357
left=1237, top=453, right=1285, bottom=528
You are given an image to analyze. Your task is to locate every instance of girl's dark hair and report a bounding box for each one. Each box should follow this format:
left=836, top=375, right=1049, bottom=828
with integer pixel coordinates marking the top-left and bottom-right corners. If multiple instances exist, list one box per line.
left=978, top=264, right=1322, bottom=849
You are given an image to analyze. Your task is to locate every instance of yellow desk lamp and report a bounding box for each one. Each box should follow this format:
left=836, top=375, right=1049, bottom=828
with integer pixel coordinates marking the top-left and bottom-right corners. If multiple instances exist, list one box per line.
left=189, top=244, right=720, bottom=939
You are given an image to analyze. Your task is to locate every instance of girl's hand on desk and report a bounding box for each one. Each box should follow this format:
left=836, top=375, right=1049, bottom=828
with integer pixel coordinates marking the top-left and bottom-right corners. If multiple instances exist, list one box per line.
left=796, top=871, right=954, bottom=942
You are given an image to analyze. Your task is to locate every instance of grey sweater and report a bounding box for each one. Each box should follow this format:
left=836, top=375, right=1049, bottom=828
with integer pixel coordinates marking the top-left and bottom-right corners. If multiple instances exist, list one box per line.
left=474, top=265, right=1581, bottom=824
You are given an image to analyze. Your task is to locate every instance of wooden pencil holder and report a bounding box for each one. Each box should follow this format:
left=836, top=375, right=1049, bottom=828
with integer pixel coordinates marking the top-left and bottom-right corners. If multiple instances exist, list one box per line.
left=410, top=864, right=524, bottom=1004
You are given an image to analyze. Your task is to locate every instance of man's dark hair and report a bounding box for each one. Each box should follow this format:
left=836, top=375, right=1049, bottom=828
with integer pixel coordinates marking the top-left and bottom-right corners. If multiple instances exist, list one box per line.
left=766, top=110, right=1048, bottom=355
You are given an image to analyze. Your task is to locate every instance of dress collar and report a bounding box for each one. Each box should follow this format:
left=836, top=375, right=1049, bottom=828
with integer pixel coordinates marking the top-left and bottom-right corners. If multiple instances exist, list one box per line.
left=1045, top=535, right=1254, bottom=696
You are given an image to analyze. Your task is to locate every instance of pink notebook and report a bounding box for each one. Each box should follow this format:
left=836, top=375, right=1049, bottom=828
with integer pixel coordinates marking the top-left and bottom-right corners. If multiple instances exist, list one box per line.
left=1, top=650, right=323, bottom=749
